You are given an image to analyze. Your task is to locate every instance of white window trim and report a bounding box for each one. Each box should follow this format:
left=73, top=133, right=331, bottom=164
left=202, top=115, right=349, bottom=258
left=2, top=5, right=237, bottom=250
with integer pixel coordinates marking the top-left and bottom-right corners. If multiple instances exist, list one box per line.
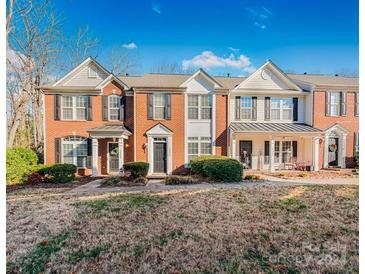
left=329, top=91, right=341, bottom=116
left=61, top=96, right=87, bottom=121
left=188, top=94, right=212, bottom=121
left=108, top=95, right=120, bottom=121
left=271, top=98, right=293, bottom=121
left=240, top=96, right=252, bottom=120
left=187, top=136, right=212, bottom=162
left=273, top=140, right=294, bottom=165
left=153, top=93, right=166, bottom=120
left=62, top=137, right=88, bottom=167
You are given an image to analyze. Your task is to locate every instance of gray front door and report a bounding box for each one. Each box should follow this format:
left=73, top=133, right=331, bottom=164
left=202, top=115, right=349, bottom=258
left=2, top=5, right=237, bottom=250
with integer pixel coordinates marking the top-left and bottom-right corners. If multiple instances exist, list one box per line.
left=108, top=143, right=119, bottom=173
left=154, top=141, right=167, bottom=173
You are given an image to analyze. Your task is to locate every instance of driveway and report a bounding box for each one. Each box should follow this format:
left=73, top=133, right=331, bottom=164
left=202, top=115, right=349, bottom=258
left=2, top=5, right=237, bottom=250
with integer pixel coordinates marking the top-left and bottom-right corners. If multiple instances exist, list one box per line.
left=68, top=176, right=358, bottom=195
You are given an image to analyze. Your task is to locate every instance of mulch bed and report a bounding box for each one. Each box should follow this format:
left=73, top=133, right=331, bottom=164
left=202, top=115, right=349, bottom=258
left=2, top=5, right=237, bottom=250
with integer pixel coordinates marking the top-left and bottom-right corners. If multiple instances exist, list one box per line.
left=267, top=169, right=358, bottom=179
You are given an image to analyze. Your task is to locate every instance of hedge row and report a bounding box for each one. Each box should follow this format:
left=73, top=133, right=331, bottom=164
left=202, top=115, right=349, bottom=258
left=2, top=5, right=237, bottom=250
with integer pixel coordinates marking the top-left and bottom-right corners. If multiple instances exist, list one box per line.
left=123, top=162, right=149, bottom=179
left=190, top=156, right=243, bottom=182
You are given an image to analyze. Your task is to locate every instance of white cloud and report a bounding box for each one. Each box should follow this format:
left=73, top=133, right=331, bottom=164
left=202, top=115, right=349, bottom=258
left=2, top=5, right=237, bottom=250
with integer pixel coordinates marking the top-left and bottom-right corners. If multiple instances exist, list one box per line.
left=152, top=3, right=161, bottom=14
left=122, top=42, right=138, bottom=49
left=254, top=22, right=267, bottom=29
left=182, top=51, right=255, bottom=74
left=228, top=47, right=240, bottom=53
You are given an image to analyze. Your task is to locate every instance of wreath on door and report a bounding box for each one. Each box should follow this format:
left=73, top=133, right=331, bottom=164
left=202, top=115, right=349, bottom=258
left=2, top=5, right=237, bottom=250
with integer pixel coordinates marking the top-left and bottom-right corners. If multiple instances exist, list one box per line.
left=329, top=143, right=337, bottom=152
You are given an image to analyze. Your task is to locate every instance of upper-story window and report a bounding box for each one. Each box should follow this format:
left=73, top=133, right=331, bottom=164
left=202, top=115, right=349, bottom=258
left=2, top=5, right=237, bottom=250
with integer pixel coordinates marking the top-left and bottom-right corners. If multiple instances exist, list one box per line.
left=154, top=94, right=166, bottom=119
left=109, top=95, right=120, bottom=120
left=188, top=95, right=212, bottom=120
left=271, top=98, right=293, bottom=120
left=355, top=92, right=359, bottom=116
left=62, top=96, right=87, bottom=120
left=329, top=92, right=340, bottom=116
left=241, top=97, right=252, bottom=119
left=63, top=136, right=87, bottom=167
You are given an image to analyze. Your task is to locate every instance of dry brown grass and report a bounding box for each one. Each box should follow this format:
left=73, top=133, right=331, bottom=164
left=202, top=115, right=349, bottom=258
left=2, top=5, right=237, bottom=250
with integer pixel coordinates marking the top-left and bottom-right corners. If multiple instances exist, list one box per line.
left=7, top=185, right=358, bottom=273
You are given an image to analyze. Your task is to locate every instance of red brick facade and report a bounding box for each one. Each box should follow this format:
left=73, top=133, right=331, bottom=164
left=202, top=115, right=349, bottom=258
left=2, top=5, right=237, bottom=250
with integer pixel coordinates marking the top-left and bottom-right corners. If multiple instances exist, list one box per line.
left=312, top=89, right=359, bottom=168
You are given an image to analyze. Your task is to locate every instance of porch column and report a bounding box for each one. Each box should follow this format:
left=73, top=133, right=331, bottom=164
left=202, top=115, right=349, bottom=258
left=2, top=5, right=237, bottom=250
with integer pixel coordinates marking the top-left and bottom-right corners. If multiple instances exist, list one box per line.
left=147, top=136, right=154, bottom=175
left=323, top=135, right=329, bottom=168
left=92, top=138, right=98, bottom=177
left=167, top=136, right=173, bottom=175
left=232, top=139, right=237, bottom=160
left=312, top=137, right=320, bottom=171
left=118, top=137, right=124, bottom=175
left=269, top=139, right=275, bottom=172
left=339, top=135, right=347, bottom=168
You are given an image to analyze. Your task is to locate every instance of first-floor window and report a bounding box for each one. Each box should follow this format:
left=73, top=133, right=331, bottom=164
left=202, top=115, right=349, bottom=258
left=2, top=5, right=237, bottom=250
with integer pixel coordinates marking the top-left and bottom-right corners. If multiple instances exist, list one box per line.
left=63, top=136, right=87, bottom=167
left=274, top=141, right=280, bottom=163
left=273, top=141, right=295, bottom=164
left=187, top=137, right=212, bottom=162
left=282, top=141, right=292, bottom=163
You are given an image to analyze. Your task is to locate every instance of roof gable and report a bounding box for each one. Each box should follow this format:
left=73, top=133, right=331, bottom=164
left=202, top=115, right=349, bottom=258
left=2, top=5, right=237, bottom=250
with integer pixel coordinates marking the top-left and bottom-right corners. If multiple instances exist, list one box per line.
left=235, top=60, right=302, bottom=91
left=180, top=69, right=223, bottom=89
left=146, top=123, right=173, bottom=136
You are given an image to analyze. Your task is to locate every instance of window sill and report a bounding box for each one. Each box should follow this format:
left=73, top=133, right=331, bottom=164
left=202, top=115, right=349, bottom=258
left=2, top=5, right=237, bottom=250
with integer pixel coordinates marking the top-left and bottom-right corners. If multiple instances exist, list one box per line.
left=59, top=119, right=88, bottom=122
left=188, top=119, right=212, bottom=122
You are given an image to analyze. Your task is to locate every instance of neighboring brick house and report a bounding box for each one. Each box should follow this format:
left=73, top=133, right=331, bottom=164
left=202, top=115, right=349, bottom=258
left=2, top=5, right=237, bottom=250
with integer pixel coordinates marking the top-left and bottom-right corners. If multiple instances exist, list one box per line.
left=41, top=57, right=358, bottom=176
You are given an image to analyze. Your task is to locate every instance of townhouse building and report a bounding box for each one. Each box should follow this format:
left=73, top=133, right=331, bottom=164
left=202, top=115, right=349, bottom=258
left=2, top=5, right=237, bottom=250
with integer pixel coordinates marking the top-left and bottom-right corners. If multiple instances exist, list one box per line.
left=41, top=57, right=358, bottom=176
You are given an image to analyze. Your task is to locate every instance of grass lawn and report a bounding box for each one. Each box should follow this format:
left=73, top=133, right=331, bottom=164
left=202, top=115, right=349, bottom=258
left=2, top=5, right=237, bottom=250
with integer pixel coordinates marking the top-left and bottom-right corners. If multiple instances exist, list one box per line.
left=7, top=185, right=358, bottom=273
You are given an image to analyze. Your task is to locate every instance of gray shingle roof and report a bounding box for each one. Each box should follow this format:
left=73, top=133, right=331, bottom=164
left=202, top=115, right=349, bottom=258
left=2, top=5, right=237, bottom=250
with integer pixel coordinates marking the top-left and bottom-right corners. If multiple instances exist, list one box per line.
left=229, top=122, right=322, bottom=133
left=119, top=73, right=358, bottom=89
left=87, top=124, right=132, bottom=135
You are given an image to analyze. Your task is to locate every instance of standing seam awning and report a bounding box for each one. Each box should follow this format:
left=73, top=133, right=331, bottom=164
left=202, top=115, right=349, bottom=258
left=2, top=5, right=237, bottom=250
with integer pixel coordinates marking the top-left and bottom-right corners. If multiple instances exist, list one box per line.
left=229, top=122, right=322, bottom=133
left=87, top=124, right=132, bottom=137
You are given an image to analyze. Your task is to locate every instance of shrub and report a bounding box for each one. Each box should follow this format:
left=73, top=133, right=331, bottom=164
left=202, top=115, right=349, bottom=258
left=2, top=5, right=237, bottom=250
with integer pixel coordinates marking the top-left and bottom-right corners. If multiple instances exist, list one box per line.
left=26, top=172, right=44, bottom=185
left=6, top=148, right=39, bottom=184
left=102, top=176, right=121, bottom=186
left=123, top=162, right=149, bottom=179
left=244, top=174, right=261, bottom=181
left=190, top=155, right=231, bottom=177
left=39, top=164, right=77, bottom=184
left=133, top=176, right=148, bottom=185
left=165, top=175, right=199, bottom=185
left=355, top=151, right=359, bottom=167
left=203, top=159, right=243, bottom=182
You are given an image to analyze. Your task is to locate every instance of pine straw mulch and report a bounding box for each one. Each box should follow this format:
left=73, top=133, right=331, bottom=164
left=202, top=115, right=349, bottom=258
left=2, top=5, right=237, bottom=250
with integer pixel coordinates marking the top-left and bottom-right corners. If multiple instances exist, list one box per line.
left=7, top=185, right=358, bottom=273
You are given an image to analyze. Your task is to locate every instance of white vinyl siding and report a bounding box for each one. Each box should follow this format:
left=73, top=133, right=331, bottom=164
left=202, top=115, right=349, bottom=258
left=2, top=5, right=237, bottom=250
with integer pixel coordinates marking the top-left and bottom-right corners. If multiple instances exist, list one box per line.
left=62, top=96, right=87, bottom=120
left=64, top=65, right=108, bottom=86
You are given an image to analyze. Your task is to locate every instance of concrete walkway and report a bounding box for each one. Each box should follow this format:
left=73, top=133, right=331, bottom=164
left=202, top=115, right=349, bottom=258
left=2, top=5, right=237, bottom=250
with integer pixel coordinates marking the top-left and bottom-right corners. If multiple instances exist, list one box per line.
left=68, top=176, right=358, bottom=195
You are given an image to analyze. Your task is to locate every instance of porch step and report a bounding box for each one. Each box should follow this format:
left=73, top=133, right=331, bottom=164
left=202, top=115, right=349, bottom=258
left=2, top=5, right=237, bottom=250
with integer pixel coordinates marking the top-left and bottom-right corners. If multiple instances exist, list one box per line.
left=147, top=173, right=167, bottom=179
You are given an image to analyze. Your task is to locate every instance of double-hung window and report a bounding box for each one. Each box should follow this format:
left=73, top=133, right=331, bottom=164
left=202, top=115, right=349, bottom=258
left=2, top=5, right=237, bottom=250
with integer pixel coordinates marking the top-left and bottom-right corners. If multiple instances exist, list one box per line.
left=154, top=94, right=166, bottom=119
left=240, top=97, right=252, bottom=119
left=329, top=92, right=340, bottom=116
left=63, top=136, right=87, bottom=167
left=187, top=137, right=212, bottom=162
left=188, top=95, right=212, bottom=120
left=109, top=95, right=120, bottom=120
left=271, top=98, right=293, bottom=120
left=62, top=96, right=87, bottom=120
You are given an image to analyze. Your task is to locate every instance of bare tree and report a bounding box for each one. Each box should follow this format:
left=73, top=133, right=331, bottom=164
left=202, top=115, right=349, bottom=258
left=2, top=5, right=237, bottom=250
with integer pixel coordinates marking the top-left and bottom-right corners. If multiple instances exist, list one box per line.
left=151, top=61, right=195, bottom=74
left=7, top=0, right=62, bottom=150
left=107, top=45, right=138, bottom=76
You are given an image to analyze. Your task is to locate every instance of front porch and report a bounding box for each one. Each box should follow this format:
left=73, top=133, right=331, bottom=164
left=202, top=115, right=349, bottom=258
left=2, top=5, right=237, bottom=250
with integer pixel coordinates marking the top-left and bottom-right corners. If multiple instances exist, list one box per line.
left=87, top=124, right=132, bottom=176
left=229, top=122, right=323, bottom=172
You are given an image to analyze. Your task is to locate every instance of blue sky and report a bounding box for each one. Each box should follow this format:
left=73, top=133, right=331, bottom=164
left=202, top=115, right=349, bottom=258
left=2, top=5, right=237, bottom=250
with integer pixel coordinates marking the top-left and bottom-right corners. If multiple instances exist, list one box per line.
left=56, top=0, right=359, bottom=76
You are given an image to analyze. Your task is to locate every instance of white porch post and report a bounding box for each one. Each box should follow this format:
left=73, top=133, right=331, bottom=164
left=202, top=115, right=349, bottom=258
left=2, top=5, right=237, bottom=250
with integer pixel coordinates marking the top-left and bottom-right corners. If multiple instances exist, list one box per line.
left=269, top=139, right=275, bottom=172
left=92, top=138, right=99, bottom=177
left=339, top=135, right=347, bottom=168
left=167, top=136, right=173, bottom=175
left=232, top=139, right=237, bottom=160
left=313, top=137, right=320, bottom=171
left=323, top=135, right=329, bottom=168
left=118, top=138, right=124, bottom=175
left=147, top=136, right=154, bottom=175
